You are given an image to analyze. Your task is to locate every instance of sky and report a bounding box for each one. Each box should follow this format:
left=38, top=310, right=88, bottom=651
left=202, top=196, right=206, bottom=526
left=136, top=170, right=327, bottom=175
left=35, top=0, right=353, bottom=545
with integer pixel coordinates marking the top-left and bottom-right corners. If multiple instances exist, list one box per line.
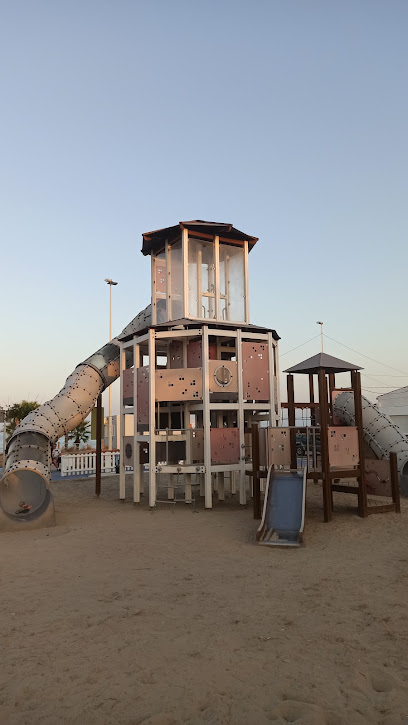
left=1, top=0, right=408, bottom=417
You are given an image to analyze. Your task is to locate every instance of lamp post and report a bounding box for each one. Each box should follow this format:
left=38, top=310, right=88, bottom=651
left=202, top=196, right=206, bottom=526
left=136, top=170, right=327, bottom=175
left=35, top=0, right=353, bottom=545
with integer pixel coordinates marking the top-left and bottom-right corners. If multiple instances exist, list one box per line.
left=316, top=321, right=324, bottom=352
left=105, top=278, right=118, bottom=450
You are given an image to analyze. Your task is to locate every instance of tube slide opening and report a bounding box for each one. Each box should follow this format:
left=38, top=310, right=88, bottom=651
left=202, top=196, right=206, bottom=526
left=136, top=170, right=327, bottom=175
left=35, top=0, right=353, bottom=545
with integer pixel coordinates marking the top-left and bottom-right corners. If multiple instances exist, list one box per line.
left=0, top=469, right=50, bottom=520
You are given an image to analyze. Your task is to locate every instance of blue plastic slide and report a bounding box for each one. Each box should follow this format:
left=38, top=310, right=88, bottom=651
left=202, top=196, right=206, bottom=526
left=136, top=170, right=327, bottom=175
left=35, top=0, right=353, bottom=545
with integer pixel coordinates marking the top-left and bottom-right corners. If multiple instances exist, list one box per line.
left=257, top=467, right=307, bottom=547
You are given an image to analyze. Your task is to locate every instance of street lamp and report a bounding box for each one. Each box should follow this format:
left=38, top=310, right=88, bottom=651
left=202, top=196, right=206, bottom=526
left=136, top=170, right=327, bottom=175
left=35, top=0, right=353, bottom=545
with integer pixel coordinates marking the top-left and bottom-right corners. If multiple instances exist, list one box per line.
left=316, top=321, right=323, bottom=352
left=105, top=278, right=118, bottom=449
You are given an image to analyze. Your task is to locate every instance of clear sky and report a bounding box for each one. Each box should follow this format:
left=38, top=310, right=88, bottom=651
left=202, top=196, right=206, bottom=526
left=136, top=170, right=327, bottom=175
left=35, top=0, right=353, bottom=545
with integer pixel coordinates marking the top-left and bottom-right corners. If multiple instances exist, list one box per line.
left=1, top=0, right=407, bottom=415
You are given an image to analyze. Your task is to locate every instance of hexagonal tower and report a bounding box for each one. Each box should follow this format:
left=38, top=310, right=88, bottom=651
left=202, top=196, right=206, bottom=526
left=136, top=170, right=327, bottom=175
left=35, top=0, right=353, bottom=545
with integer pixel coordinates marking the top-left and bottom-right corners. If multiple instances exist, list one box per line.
left=118, top=221, right=280, bottom=508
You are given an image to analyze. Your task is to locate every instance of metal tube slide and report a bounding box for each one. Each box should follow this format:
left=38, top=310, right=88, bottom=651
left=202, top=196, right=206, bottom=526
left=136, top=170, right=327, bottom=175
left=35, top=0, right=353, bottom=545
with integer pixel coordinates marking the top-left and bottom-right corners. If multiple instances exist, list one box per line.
left=333, top=391, right=408, bottom=485
left=0, top=306, right=151, bottom=531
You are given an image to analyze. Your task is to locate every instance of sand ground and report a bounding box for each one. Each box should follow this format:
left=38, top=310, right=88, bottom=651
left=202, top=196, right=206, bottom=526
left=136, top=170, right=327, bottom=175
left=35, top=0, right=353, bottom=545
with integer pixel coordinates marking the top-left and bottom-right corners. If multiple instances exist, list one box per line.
left=1, top=476, right=408, bottom=725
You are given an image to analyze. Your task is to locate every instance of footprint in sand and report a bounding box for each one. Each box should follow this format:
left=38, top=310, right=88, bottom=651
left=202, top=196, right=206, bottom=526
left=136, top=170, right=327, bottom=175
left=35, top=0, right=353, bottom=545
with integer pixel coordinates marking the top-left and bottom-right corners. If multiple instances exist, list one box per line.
left=267, top=700, right=346, bottom=724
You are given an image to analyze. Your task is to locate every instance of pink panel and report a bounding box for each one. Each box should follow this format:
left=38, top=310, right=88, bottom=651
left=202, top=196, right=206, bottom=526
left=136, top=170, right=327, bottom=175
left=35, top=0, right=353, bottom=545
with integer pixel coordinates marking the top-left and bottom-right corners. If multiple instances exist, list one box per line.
left=169, top=340, right=184, bottom=369
left=123, top=368, right=134, bottom=403
left=364, top=459, right=392, bottom=497
left=191, top=429, right=204, bottom=462
left=137, top=366, right=149, bottom=425
left=155, top=368, right=202, bottom=401
left=210, top=428, right=240, bottom=464
left=328, top=427, right=359, bottom=467
left=242, top=342, right=270, bottom=401
left=187, top=340, right=217, bottom=367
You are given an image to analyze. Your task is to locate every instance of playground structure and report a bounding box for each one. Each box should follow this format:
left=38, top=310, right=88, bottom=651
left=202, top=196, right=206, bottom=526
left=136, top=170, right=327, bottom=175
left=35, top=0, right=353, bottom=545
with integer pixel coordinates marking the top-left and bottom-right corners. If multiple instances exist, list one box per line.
left=0, top=219, right=407, bottom=535
left=255, top=352, right=402, bottom=546
left=117, top=221, right=279, bottom=509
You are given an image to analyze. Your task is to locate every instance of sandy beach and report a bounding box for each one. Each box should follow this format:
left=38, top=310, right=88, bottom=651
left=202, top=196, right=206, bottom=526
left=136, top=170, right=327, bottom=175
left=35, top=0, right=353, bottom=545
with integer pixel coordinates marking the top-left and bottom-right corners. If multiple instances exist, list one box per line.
left=1, top=476, right=407, bottom=724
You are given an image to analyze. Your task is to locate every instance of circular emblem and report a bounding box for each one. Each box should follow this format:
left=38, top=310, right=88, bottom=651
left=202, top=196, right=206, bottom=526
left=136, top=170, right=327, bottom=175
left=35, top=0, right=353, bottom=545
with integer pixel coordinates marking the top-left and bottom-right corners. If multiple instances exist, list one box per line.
left=125, top=443, right=133, bottom=459
left=213, top=365, right=232, bottom=387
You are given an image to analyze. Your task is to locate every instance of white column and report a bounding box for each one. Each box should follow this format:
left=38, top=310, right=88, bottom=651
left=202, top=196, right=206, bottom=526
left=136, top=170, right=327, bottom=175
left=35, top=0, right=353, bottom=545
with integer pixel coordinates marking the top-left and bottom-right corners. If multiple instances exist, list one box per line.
left=119, top=343, right=126, bottom=500
left=267, top=332, right=275, bottom=429
left=183, top=338, right=192, bottom=503
left=133, top=339, right=141, bottom=503
left=202, top=325, right=212, bottom=508
left=166, top=242, right=171, bottom=321
left=148, top=329, right=156, bottom=507
left=236, top=329, right=246, bottom=504
left=244, top=241, right=249, bottom=323
left=182, top=228, right=189, bottom=318
left=214, top=235, right=220, bottom=320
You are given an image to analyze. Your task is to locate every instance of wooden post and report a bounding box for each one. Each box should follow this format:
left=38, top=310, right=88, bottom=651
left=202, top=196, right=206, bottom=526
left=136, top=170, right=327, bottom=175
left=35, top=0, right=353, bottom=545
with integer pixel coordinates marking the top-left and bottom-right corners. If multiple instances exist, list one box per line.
left=309, top=374, right=315, bottom=427
left=95, top=394, right=102, bottom=497
left=287, top=374, right=297, bottom=470
left=390, top=451, right=401, bottom=514
left=352, top=370, right=368, bottom=518
left=318, top=369, right=331, bottom=522
left=252, top=424, right=261, bottom=519
left=328, top=373, right=335, bottom=423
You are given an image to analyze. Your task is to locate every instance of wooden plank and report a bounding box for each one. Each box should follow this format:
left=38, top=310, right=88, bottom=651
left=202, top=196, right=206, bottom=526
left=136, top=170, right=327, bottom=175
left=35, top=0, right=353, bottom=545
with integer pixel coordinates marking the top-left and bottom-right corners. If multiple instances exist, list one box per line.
left=286, top=374, right=297, bottom=470
left=318, top=369, right=332, bottom=522
left=390, top=451, right=401, bottom=514
left=331, top=484, right=359, bottom=494
left=95, top=394, right=102, bottom=497
left=352, top=370, right=368, bottom=518
left=367, top=504, right=397, bottom=515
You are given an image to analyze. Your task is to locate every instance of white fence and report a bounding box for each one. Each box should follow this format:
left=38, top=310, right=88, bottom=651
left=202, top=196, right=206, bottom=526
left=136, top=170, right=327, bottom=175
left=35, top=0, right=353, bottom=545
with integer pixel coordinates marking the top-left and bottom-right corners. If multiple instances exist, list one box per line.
left=61, top=452, right=119, bottom=477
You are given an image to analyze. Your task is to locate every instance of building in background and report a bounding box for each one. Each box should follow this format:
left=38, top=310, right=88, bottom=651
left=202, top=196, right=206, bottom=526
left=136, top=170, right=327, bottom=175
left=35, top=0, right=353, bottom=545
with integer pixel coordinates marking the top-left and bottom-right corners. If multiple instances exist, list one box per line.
left=377, top=387, right=408, bottom=437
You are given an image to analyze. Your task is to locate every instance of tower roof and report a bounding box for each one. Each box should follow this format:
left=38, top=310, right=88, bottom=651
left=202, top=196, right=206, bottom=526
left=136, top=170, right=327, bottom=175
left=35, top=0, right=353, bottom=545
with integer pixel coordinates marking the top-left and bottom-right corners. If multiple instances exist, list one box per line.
left=141, top=220, right=258, bottom=255
left=284, top=352, right=363, bottom=375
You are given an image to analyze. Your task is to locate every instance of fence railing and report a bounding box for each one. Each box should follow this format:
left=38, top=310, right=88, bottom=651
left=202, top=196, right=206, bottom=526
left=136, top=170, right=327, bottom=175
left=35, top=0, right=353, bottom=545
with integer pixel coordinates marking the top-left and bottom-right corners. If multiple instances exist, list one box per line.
left=61, top=452, right=119, bottom=477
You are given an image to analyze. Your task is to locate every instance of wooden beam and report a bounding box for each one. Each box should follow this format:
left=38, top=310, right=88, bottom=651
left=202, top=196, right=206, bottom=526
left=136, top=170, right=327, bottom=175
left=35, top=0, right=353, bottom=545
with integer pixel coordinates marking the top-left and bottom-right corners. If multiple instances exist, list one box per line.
left=390, top=451, right=401, bottom=514
left=95, top=394, right=102, bottom=497
left=287, top=374, right=297, bottom=470
left=352, top=370, right=368, bottom=518
left=318, top=369, right=332, bottom=522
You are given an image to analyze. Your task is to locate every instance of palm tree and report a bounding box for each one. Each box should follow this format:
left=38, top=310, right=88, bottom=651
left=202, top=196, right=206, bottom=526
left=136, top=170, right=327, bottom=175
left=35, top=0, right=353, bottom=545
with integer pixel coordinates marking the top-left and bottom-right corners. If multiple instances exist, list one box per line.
left=5, top=400, right=39, bottom=437
left=68, top=421, right=91, bottom=450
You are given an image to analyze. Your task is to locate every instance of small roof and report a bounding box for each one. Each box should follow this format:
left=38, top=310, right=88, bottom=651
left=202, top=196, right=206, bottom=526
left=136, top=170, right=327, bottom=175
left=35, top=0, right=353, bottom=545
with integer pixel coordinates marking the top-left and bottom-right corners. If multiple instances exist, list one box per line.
left=284, top=352, right=363, bottom=375
left=141, top=220, right=258, bottom=256
left=118, top=315, right=280, bottom=342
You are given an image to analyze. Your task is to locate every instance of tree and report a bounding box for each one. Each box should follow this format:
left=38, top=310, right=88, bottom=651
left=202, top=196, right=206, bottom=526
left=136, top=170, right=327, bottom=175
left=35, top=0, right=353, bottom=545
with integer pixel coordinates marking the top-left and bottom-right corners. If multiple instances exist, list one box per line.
left=6, top=400, right=39, bottom=437
left=68, top=421, right=91, bottom=450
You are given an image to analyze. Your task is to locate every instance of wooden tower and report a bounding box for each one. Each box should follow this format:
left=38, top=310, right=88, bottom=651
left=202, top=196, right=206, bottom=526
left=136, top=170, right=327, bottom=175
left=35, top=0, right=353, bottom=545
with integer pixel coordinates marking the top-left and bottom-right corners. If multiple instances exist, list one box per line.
left=118, top=221, right=280, bottom=508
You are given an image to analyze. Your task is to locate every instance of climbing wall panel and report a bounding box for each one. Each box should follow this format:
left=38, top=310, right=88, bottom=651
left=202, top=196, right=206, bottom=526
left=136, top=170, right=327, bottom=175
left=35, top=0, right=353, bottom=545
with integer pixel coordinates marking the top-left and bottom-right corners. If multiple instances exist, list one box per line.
left=242, top=342, right=270, bottom=401
left=210, top=428, right=240, bottom=464
left=155, top=369, right=203, bottom=401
